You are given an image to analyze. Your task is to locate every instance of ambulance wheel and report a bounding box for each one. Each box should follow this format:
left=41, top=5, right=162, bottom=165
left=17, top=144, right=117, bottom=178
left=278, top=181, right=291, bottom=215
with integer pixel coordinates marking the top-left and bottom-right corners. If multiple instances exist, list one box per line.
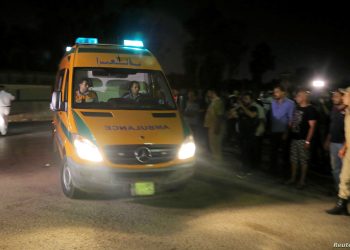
left=61, top=158, right=82, bottom=199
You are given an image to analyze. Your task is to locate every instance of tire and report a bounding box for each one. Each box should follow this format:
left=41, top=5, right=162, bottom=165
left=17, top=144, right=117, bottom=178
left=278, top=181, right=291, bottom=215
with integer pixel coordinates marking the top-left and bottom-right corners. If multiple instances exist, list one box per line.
left=60, top=158, right=83, bottom=199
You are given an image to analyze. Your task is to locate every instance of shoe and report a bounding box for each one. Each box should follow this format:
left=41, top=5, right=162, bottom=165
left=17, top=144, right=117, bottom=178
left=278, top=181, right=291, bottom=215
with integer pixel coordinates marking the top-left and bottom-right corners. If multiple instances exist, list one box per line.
left=296, top=182, right=306, bottom=189
left=326, top=197, right=349, bottom=216
left=284, top=179, right=295, bottom=185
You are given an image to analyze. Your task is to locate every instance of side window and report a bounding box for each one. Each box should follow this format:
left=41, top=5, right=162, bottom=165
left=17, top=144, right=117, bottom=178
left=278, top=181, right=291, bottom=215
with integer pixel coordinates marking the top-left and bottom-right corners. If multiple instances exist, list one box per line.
left=55, top=69, right=65, bottom=91
left=63, top=69, right=69, bottom=102
left=152, top=72, right=174, bottom=105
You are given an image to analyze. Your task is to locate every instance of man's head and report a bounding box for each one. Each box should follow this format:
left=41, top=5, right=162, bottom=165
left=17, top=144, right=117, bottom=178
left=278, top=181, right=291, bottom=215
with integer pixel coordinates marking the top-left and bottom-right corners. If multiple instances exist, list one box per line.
left=332, top=90, right=343, bottom=106
left=0, top=85, right=4, bottom=91
left=187, top=90, right=197, bottom=101
left=172, top=88, right=179, bottom=97
left=295, top=89, right=310, bottom=106
left=340, top=87, right=350, bottom=106
left=241, top=92, right=254, bottom=106
left=273, top=85, right=286, bottom=100
left=130, top=81, right=140, bottom=96
left=79, top=78, right=92, bottom=94
left=206, top=86, right=220, bottom=100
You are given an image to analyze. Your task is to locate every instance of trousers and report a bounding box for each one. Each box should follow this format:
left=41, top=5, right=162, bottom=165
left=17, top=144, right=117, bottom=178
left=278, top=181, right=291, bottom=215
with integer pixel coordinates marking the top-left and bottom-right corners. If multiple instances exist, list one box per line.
left=0, top=107, right=10, bottom=135
left=339, top=149, right=350, bottom=200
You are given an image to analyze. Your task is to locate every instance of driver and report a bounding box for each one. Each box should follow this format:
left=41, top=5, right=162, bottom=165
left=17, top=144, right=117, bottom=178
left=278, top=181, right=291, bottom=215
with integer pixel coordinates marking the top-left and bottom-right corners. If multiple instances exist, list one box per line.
left=123, top=81, right=143, bottom=101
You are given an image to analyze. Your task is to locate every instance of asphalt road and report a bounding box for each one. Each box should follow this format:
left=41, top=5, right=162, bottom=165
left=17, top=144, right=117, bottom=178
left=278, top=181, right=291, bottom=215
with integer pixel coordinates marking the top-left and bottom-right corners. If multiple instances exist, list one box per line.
left=0, top=122, right=349, bottom=250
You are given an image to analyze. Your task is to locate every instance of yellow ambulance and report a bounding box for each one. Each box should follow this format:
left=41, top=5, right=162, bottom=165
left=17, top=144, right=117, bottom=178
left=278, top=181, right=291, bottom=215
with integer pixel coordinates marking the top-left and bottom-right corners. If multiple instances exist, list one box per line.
left=50, top=38, right=196, bottom=198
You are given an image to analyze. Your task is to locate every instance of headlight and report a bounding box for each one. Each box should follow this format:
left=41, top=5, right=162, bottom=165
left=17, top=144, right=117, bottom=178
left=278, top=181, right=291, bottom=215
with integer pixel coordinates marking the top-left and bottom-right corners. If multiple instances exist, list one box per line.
left=178, top=136, right=196, bottom=160
left=73, top=134, right=103, bottom=162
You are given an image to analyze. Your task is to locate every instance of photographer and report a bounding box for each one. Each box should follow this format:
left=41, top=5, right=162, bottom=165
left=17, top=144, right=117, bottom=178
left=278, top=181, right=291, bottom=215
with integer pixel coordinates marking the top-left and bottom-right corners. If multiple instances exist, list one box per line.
left=232, top=92, right=259, bottom=170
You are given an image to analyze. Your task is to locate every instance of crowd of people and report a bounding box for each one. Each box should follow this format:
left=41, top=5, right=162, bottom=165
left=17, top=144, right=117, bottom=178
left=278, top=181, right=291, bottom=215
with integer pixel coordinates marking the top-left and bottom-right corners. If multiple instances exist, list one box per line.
left=1, top=82, right=348, bottom=215
left=178, top=84, right=349, bottom=216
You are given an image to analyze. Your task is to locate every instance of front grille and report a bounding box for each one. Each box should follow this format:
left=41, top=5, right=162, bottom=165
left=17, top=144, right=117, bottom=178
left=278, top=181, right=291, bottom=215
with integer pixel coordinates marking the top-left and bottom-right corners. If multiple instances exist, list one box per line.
left=104, top=144, right=178, bottom=165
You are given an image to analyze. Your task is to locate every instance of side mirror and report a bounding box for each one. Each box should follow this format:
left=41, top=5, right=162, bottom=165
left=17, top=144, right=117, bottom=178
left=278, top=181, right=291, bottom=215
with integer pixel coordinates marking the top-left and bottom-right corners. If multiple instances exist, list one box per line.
left=50, top=91, right=66, bottom=111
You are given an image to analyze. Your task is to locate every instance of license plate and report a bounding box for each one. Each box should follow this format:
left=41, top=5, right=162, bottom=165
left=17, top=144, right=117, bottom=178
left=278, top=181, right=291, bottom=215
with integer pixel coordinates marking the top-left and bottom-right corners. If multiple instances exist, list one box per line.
left=131, top=182, right=155, bottom=196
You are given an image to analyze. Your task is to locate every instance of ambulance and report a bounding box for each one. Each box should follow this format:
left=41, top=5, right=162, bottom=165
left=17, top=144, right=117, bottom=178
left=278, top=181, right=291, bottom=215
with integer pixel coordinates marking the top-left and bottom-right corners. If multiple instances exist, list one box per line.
left=50, top=38, right=196, bottom=198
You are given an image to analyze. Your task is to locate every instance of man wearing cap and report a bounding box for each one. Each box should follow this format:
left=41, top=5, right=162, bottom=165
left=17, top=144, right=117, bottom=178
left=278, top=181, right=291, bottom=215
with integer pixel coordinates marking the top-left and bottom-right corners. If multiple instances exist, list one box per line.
left=326, top=87, right=350, bottom=215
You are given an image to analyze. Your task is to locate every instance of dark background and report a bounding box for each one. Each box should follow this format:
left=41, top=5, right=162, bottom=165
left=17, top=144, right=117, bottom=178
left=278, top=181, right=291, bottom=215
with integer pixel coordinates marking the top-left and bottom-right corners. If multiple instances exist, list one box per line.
left=1, top=0, right=349, bottom=90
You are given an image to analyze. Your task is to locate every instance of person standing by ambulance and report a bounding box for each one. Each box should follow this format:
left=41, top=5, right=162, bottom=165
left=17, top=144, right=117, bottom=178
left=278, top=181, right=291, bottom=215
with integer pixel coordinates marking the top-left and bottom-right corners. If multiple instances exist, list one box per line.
left=235, top=92, right=259, bottom=170
left=0, top=85, right=15, bottom=135
left=204, top=86, right=226, bottom=162
left=183, top=90, right=201, bottom=142
left=326, top=87, right=350, bottom=216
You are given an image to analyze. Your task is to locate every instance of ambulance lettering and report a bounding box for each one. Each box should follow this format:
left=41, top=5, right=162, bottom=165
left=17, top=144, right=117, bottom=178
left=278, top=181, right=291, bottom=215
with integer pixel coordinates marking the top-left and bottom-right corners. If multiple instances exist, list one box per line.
left=96, top=57, right=141, bottom=66
left=105, top=125, right=170, bottom=131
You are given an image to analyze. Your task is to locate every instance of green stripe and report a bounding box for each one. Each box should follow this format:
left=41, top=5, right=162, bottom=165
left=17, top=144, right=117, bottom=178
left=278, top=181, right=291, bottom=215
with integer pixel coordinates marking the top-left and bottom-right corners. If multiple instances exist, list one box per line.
left=56, top=114, right=72, bottom=143
left=77, top=47, right=151, bottom=56
left=73, top=110, right=96, bottom=143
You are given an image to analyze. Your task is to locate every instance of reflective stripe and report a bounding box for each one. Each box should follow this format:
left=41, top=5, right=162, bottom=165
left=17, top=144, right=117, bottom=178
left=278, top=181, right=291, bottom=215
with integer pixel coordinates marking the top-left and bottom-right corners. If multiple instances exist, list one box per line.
left=55, top=114, right=72, bottom=143
left=72, top=110, right=96, bottom=144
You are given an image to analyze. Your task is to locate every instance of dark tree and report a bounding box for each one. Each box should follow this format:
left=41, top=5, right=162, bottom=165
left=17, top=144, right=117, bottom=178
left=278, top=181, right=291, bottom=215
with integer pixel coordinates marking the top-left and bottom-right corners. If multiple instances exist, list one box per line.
left=289, top=66, right=315, bottom=91
left=249, top=42, right=275, bottom=91
left=0, top=0, right=150, bottom=71
left=183, top=6, right=245, bottom=88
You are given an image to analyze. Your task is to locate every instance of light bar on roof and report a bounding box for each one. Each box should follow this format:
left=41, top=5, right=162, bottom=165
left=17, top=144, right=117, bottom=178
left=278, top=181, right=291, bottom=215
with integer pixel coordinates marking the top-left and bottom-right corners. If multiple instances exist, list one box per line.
left=123, top=40, right=144, bottom=47
left=75, top=37, right=98, bottom=44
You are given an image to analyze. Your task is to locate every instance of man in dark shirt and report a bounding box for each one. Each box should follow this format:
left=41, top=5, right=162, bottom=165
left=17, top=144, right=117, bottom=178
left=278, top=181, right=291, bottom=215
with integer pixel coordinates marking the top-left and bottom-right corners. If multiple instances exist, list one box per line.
left=234, top=92, right=259, bottom=170
left=285, top=89, right=317, bottom=189
left=324, top=90, right=346, bottom=190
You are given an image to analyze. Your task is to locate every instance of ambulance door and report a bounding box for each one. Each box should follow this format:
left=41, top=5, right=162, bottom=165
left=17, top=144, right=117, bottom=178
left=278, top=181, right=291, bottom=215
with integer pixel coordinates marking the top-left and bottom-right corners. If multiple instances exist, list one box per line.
left=53, top=68, right=70, bottom=157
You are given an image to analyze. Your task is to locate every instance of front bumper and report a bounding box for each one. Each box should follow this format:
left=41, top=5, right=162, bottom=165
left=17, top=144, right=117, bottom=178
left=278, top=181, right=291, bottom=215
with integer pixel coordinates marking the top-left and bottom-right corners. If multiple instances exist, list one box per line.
left=67, top=157, right=195, bottom=193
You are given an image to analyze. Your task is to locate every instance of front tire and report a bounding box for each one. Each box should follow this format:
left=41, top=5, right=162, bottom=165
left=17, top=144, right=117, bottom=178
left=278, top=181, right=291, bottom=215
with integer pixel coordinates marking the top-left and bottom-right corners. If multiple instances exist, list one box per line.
left=60, top=158, right=83, bottom=199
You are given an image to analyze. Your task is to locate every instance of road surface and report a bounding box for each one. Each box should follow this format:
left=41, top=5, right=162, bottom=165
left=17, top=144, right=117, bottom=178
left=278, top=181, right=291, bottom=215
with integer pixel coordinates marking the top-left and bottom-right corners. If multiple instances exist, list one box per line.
left=0, top=122, right=349, bottom=250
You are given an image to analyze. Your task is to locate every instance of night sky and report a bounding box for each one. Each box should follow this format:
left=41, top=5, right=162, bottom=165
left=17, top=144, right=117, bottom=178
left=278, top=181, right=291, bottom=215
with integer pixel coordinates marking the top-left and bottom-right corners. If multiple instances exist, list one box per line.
left=1, top=0, right=350, bottom=85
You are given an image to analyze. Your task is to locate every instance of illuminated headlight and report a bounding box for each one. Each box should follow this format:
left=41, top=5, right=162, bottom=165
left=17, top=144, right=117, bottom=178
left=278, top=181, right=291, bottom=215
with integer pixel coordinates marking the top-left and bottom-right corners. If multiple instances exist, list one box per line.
left=73, top=134, right=103, bottom=162
left=178, top=136, right=196, bottom=160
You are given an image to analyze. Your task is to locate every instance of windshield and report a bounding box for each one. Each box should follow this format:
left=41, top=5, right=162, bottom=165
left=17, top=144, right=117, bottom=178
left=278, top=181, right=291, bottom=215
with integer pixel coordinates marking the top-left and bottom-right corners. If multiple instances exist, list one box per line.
left=72, top=68, right=176, bottom=110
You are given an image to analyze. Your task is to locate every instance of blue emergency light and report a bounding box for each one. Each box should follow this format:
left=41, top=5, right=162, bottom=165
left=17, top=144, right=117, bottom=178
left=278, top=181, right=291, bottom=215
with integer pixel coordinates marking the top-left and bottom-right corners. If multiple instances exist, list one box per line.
left=123, top=40, right=144, bottom=47
left=75, top=37, right=98, bottom=44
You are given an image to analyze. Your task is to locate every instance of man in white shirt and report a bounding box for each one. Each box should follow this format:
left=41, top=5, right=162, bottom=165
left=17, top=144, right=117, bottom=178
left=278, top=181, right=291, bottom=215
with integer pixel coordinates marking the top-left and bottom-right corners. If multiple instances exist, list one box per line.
left=0, top=85, right=15, bottom=135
